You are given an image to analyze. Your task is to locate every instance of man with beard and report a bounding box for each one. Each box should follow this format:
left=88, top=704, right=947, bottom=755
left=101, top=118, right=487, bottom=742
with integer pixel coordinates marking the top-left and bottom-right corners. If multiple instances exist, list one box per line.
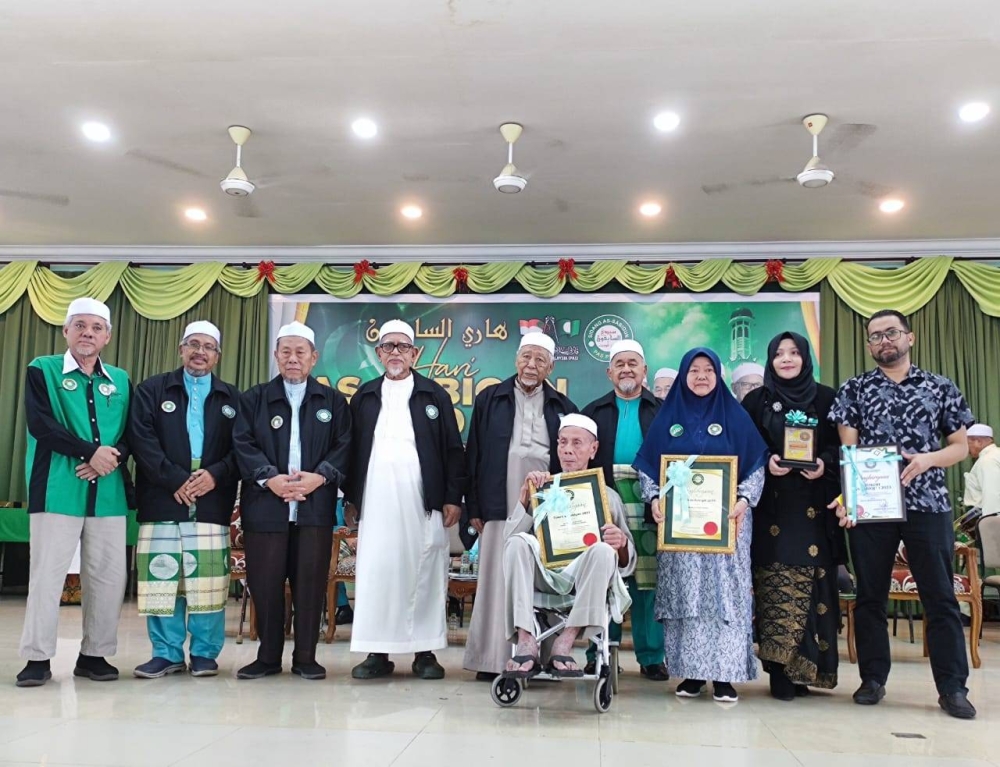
left=830, top=309, right=976, bottom=719
left=463, top=330, right=577, bottom=680
left=652, top=367, right=677, bottom=401
left=129, top=321, right=241, bottom=678
left=346, top=320, right=466, bottom=680
left=581, top=340, right=667, bottom=680
left=233, top=322, right=351, bottom=681
left=964, top=424, right=999, bottom=520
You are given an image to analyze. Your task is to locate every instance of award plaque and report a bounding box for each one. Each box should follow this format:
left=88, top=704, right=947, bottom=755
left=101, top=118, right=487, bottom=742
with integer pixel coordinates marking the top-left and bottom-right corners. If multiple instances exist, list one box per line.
left=657, top=454, right=738, bottom=554
left=777, top=411, right=820, bottom=470
left=839, top=444, right=906, bottom=524
left=529, top=468, right=613, bottom=569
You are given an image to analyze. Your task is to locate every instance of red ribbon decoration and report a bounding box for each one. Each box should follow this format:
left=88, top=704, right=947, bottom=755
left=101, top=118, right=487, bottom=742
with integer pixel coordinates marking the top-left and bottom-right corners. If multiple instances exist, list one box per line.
left=665, top=265, right=681, bottom=289
left=256, top=260, right=276, bottom=284
left=557, top=258, right=578, bottom=281
left=453, top=266, right=470, bottom=293
left=353, top=259, right=377, bottom=285
left=765, top=259, right=786, bottom=283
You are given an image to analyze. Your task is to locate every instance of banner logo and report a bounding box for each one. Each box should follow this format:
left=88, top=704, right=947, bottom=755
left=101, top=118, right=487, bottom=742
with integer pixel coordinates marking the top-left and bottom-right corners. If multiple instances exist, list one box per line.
left=583, top=314, right=633, bottom=362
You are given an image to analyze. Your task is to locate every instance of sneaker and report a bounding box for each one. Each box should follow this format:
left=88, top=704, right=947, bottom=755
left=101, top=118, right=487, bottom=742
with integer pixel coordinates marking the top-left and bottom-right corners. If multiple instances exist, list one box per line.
left=334, top=604, right=354, bottom=625
left=412, top=652, right=445, bottom=680
left=73, top=654, right=119, bottom=682
left=675, top=678, right=706, bottom=698
left=853, top=680, right=886, bottom=705
left=640, top=663, right=670, bottom=681
left=15, top=660, right=51, bottom=688
left=352, top=653, right=395, bottom=680
left=189, top=656, right=219, bottom=677
left=236, top=660, right=282, bottom=680
left=134, top=657, right=186, bottom=679
left=291, top=661, right=327, bottom=680
left=938, top=691, right=976, bottom=719
left=713, top=682, right=739, bottom=702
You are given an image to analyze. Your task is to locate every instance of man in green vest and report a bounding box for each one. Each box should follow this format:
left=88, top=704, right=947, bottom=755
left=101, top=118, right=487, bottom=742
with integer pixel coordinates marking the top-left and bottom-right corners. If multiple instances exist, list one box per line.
left=16, top=297, right=132, bottom=688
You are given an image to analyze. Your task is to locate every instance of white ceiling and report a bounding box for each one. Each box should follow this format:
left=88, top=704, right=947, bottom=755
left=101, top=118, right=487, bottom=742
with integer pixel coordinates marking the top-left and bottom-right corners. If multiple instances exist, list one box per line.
left=1, top=0, right=999, bottom=247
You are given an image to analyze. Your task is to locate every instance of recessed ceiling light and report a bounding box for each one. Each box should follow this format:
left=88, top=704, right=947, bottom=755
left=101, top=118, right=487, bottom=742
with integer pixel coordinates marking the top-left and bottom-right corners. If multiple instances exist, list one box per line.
left=959, top=102, right=990, bottom=123
left=81, top=121, right=111, bottom=142
left=184, top=207, right=208, bottom=222
left=653, top=111, right=681, bottom=132
left=352, top=118, right=378, bottom=138
left=639, top=202, right=662, bottom=217
left=401, top=205, right=422, bottom=219
left=879, top=199, right=905, bottom=214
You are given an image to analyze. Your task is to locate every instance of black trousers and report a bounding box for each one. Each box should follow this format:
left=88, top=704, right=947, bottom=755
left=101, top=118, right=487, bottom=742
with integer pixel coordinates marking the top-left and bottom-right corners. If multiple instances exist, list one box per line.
left=848, top=510, right=968, bottom=695
left=244, top=524, right=333, bottom=666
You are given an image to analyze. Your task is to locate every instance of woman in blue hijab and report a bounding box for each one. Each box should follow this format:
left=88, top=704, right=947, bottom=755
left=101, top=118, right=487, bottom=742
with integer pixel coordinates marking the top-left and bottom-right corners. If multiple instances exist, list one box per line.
left=634, top=347, right=768, bottom=703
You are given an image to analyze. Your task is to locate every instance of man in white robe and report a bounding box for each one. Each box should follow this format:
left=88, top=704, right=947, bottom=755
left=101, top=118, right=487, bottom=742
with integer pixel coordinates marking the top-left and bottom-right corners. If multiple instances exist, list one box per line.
left=502, top=414, right=635, bottom=677
left=346, top=320, right=466, bottom=679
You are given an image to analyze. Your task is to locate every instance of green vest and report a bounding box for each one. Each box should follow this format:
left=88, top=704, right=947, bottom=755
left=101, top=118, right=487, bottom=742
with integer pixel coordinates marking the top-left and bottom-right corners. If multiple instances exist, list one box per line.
left=26, top=355, right=131, bottom=517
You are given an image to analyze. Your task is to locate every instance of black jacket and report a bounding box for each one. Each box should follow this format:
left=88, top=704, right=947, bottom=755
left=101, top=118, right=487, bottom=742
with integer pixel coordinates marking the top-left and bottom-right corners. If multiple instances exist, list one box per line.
left=465, top=376, right=577, bottom=524
left=345, top=370, right=466, bottom=516
left=233, top=375, right=351, bottom=532
left=129, top=368, right=241, bottom=526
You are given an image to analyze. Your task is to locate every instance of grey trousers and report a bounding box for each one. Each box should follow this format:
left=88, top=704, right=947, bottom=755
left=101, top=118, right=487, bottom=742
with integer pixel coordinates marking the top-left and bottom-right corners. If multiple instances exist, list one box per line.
left=19, top=513, right=127, bottom=661
left=503, top=536, right=617, bottom=643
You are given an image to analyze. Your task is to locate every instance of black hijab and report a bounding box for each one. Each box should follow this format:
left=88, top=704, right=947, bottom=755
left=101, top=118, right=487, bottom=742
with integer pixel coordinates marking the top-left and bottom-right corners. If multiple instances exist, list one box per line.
left=762, top=331, right=817, bottom=411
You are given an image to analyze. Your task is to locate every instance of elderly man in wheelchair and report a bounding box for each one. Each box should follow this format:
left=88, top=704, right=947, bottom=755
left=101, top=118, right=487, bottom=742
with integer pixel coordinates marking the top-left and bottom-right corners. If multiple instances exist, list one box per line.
left=501, top=413, right=636, bottom=679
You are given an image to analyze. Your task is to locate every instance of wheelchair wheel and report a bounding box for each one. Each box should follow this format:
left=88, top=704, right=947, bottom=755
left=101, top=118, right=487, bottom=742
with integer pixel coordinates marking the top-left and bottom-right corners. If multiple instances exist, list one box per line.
left=610, top=646, right=620, bottom=694
left=491, top=676, right=522, bottom=707
left=593, top=675, right=613, bottom=713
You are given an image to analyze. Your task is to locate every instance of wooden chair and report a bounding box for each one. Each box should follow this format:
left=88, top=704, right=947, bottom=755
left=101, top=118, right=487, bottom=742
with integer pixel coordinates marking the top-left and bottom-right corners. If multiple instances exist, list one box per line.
left=889, top=543, right=983, bottom=669
left=977, top=514, right=1000, bottom=634
left=229, top=496, right=250, bottom=644
left=324, top=526, right=357, bottom=643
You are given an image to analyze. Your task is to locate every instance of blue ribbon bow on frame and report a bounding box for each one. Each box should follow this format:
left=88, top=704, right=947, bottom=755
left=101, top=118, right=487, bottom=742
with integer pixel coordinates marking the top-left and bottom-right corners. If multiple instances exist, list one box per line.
left=532, top=473, right=573, bottom=531
left=659, top=454, right=700, bottom=523
left=840, top=445, right=903, bottom=522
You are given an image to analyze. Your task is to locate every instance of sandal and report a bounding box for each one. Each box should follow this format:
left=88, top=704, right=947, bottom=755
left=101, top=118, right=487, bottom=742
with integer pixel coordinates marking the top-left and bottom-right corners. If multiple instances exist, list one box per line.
left=547, top=655, right=584, bottom=678
left=502, top=655, right=542, bottom=679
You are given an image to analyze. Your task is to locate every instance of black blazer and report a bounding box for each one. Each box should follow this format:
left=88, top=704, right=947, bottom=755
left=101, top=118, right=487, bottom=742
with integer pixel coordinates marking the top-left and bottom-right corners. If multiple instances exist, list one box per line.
left=129, top=368, right=241, bottom=526
left=465, top=376, right=577, bottom=524
left=345, top=370, right=466, bottom=516
left=233, top=375, right=351, bottom=532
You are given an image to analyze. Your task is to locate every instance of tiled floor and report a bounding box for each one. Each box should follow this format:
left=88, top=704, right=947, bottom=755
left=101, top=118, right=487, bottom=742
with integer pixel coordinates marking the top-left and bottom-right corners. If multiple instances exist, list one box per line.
left=0, top=597, right=997, bottom=766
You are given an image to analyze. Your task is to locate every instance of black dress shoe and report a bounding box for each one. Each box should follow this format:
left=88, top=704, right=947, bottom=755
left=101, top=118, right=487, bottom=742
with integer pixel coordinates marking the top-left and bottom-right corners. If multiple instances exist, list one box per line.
left=475, top=671, right=499, bottom=682
left=769, top=671, right=796, bottom=701
left=352, top=653, right=395, bottom=680
left=334, top=604, right=354, bottom=625
left=237, top=660, right=282, bottom=679
left=291, top=661, right=327, bottom=680
left=412, top=652, right=445, bottom=680
left=74, top=654, right=119, bottom=681
left=938, top=691, right=976, bottom=719
left=16, top=660, right=52, bottom=688
left=640, top=663, right=669, bottom=681
left=853, top=680, right=886, bottom=705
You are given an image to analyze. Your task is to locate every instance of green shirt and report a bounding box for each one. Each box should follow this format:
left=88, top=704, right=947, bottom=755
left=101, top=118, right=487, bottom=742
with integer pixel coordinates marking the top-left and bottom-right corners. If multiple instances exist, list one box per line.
left=613, top=396, right=643, bottom=465
left=25, top=352, right=131, bottom=517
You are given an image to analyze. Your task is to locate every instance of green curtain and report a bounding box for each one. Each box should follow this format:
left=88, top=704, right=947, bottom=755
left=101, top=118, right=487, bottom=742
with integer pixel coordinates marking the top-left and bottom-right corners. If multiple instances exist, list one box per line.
left=820, top=275, right=1000, bottom=509
left=0, top=284, right=269, bottom=541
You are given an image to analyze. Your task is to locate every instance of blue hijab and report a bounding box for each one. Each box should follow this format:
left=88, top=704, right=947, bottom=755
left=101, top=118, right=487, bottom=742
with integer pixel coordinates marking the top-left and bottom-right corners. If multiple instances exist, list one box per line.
left=633, top=347, right=769, bottom=485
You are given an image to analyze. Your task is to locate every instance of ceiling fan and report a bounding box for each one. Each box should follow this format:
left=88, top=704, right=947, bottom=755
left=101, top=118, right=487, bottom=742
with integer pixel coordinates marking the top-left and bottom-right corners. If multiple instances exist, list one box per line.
left=493, top=123, right=528, bottom=193
left=0, top=189, right=70, bottom=207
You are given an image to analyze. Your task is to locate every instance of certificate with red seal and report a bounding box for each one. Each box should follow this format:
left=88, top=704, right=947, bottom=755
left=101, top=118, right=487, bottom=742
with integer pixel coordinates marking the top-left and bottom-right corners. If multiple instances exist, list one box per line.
left=529, top=469, right=613, bottom=569
left=657, top=455, right=738, bottom=554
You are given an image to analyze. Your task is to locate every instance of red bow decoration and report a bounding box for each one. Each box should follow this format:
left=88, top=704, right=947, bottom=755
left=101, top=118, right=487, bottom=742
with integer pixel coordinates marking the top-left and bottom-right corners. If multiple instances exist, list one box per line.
left=256, top=260, right=276, bottom=284
left=665, top=265, right=681, bottom=289
left=353, top=259, right=377, bottom=285
left=557, top=258, right=578, bottom=281
left=453, top=266, right=470, bottom=293
left=765, top=259, right=786, bottom=283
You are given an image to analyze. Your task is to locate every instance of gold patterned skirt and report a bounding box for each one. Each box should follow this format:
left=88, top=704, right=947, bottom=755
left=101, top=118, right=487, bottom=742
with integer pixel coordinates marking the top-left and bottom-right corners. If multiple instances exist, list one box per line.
left=754, top=563, right=839, bottom=689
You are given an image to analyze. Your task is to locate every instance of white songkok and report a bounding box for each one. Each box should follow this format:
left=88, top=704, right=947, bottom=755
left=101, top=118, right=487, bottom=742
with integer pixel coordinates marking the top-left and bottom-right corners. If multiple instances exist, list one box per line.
left=65, top=297, right=111, bottom=325
left=181, top=321, right=221, bottom=346
left=654, top=367, right=678, bottom=380
left=276, top=321, right=316, bottom=346
left=732, top=362, right=765, bottom=382
left=559, top=413, right=599, bottom=438
left=968, top=424, right=994, bottom=439
left=609, top=339, right=645, bottom=362
left=377, top=319, right=415, bottom=343
left=518, top=330, right=556, bottom=356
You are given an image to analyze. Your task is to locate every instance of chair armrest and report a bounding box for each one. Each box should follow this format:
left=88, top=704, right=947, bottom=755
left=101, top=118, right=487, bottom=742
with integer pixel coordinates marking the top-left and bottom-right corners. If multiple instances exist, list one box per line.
left=956, top=544, right=981, bottom=592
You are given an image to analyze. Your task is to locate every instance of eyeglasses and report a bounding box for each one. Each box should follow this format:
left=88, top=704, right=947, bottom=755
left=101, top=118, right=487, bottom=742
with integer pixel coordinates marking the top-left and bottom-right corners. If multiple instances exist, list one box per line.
left=867, top=328, right=904, bottom=344
left=183, top=341, right=219, bottom=353
left=378, top=341, right=414, bottom=353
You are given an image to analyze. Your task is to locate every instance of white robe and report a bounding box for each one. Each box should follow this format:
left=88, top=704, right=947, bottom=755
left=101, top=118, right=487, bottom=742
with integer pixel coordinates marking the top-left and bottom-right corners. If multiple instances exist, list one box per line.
left=351, top=375, right=449, bottom=654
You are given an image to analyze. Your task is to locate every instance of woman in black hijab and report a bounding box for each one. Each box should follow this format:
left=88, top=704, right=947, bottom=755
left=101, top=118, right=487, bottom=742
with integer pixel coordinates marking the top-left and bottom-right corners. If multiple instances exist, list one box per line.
left=741, top=331, right=843, bottom=700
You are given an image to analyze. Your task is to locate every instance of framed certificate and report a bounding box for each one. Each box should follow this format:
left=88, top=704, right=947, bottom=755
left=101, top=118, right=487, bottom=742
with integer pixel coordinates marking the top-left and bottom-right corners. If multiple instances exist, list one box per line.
left=840, top=444, right=906, bottom=524
left=529, top=468, right=613, bottom=569
left=657, top=455, right=738, bottom=554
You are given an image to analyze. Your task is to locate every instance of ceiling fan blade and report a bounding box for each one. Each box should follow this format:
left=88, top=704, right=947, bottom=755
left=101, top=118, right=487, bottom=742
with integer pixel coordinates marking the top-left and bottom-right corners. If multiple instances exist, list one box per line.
left=233, top=195, right=262, bottom=218
left=0, top=188, right=70, bottom=206
left=845, top=178, right=895, bottom=199
left=124, top=149, right=213, bottom=179
left=701, top=176, right=796, bottom=195
left=824, top=123, right=877, bottom=158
